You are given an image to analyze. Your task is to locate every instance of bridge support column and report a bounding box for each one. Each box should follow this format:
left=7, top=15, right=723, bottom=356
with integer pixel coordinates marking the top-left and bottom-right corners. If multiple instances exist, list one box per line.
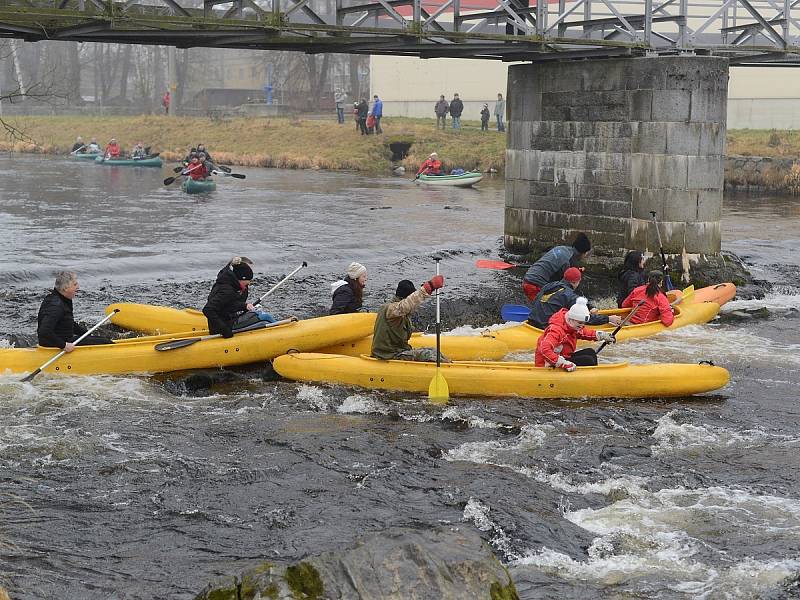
left=505, top=56, right=727, bottom=266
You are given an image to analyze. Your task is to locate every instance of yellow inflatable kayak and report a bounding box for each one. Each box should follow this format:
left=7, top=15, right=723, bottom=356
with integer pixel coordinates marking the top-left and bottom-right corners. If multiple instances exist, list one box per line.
left=494, top=301, right=720, bottom=353
left=1, top=314, right=374, bottom=377
left=107, top=303, right=210, bottom=334
left=272, top=353, right=730, bottom=399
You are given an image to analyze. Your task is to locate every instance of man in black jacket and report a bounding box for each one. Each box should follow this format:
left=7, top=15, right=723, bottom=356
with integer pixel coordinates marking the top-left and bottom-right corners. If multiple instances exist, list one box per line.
left=449, top=93, right=464, bottom=130
left=202, top=258, right=256, bottom=338
left=37, top=271, right=112, bottom=350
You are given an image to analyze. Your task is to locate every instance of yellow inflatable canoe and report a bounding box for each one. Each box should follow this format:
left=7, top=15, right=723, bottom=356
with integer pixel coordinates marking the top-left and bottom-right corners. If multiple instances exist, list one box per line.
left=317, top=331, right=510, bottom=361
left=1, top=314, right=374, bottom=377
left=494, top=301, right=720, bottom=353
left=107, top=303, right=210, bottom=334
left=272, top=353, right=730, bottom=399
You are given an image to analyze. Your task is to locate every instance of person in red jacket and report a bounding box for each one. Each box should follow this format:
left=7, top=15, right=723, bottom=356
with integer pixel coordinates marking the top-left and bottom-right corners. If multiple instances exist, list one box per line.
left=185, top=156, right=208, bottom=181
left=104, top=138, right=121, bottom=159
left=535, top=297, right=616, bottom=371
left=621, top=270, right=675, bottom=326
left=416, top=152, right=443, bottom=176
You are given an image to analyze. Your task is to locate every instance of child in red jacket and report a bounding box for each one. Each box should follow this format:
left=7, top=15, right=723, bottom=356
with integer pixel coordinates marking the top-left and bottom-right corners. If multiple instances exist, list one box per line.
left=621, top=271, right=675, bottom=327
left=535, top=297, right=616, bottom=371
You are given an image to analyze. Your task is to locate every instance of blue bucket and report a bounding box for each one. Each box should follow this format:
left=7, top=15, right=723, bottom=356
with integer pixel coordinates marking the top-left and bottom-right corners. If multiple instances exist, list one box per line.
left=501, top=304, right=531, bottom=322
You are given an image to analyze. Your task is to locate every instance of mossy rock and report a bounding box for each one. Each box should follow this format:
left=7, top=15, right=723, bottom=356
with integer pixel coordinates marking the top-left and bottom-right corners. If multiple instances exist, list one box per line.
left=285, top=561, right=324, bottom=599
left=490, top=579, right=521, bottom=600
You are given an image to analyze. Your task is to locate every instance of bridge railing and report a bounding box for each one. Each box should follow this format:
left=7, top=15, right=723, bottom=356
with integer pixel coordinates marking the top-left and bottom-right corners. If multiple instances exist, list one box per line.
left=0, top=0, right=799, bottom=61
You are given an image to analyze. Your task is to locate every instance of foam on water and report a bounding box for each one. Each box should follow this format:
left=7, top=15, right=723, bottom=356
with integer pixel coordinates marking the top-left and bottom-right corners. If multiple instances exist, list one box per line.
left=296, top=384, right=331, bottom=411
left=651, top=411, right=799, bottom=455
left=337, top=394, right=389, bottom=415
left=462, top=497, right=517, bottom=560
left=441, top=406, right=503, bottom=429
left=722, top=291, right=800, bottom=313
left=443, top=423, right=550, bottom=463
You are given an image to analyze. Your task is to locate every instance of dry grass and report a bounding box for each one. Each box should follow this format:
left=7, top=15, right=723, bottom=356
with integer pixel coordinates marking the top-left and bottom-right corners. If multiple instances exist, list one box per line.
left=0, top=115, right=505, bottom=173
left=727, top=128, right=800, bottom=157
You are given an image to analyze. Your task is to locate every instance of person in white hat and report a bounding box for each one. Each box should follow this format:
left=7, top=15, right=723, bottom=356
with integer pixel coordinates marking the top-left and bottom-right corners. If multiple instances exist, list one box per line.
left=534, top=297, right=616, bottom=371
left=416, top=152, right=443, bottom=176
left=330, top=262, right=368, bottom=315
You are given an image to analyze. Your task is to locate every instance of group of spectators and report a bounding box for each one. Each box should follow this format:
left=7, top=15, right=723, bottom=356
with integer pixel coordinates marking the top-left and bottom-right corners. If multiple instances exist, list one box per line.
left=335, top=89, right=384, bottom=135
left=436, top=92, right=505, bottom=132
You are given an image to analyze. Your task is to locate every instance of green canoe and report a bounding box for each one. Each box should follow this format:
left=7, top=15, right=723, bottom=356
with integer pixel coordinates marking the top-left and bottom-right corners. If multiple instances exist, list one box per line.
left=95, top=155, right=163, bottom=168
left=182, top=177, right=217, bottom=194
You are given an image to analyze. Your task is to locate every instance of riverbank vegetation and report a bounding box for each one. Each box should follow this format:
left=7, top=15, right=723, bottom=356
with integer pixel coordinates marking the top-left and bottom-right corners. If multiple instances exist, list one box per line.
left=0, top=115, right=505, bottom=173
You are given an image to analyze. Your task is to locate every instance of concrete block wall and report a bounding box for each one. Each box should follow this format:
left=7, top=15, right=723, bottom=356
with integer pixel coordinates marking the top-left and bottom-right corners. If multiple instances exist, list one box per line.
left=505, top=56, right=728, bottom=256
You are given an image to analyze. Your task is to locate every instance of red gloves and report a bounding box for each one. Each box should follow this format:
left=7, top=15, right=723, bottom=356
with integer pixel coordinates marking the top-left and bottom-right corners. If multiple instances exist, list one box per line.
left=423, top=275, right=445, bottom=294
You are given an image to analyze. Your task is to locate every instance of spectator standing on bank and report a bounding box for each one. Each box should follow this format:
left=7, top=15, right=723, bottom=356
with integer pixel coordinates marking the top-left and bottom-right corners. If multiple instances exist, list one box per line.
left=372, top=94, right=383, bottom=134
left=480, top=104, right=490, bottom=131
left=162, top=90, right=170, bottom=115
left=449, top=93, right=464, bottom=130
left=335, top=89, right=347, bottom=124
left=494, top=93, right=505, bottom=132
left=353, top=102, right=360, bottom=131
left=435, top=95, right=449, bottom=129
left=357, top=98, right=369, bottom=135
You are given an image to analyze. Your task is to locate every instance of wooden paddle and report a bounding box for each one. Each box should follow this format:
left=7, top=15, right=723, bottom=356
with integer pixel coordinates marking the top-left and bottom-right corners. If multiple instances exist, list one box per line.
left=154, top=317, right=295, bottom=351
left=428, top=258, right=449, bottom=404
left=21, top=310, right=119, bottom=382
left=476, top=259, right=531, bottom=270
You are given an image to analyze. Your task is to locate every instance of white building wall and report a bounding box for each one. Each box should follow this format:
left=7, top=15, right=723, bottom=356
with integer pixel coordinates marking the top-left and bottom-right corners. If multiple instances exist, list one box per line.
left=372, top=56, right=800, bottom=129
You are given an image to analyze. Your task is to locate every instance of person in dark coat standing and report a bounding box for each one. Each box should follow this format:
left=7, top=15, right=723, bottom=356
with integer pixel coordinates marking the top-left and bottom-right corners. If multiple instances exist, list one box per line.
left=434, top=95, right=449, bottom=129
left=37, top=271, right=112, bottom=351
left=330, top=262, right=367, bottom=315
left=357, top=98, right=369, bottom=135
left=616, top=250, right=647, bottom=307
left=449, top=93, right=464, bottom=129
left=202, top=257, right=256, bottom=338
left=480, top=104, right=490, bottom=131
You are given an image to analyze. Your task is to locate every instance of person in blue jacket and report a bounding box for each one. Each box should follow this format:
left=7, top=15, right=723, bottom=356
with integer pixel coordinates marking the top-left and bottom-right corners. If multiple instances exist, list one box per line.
left=522, top=232, right=591, bottom=301
left=372, top=95, right=383, bottom=134
left=527, top=267, right=622, bottom=330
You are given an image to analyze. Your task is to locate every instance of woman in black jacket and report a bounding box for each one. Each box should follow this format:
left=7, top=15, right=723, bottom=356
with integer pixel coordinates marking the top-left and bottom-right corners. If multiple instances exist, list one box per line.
left=202, top=257, right=256, bottom=337
left=616, top=250, right=647, bottom=307
left=330, top=262, right=367, bottom=315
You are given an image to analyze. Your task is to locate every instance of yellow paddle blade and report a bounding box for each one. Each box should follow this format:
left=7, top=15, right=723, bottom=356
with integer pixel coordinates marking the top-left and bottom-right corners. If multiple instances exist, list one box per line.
left=428, top=369, right=450, bottom=404
left=680, top=284, right=695, bottom=303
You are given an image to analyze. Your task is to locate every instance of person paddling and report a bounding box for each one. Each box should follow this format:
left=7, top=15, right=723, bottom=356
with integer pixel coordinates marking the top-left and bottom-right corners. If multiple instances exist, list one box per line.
left=416, top=152, right=443, bottom=176
left=37, top=271, right=112, bottom=352
left=131, top=141, right=147, bottom=159
left=330, top=262, right=367, bottom=315
left=86, top=138, right=101, bottom=153
left=104, top=138, right=121, bottom=159
left=185, top=156, right=208, bottom=181
left=617, top=250, right=647, bottom=307
left=535, top=297, right=616, bottom=371
left=202, top=257, right=257, bottom=338
left=371, top=275, right=448, bottom=363
left=71, top=136, right=85, bottom=153
left=527, top=267, right=622, bottom=330
left=621, top=271, right=675, bottom=326
left=522, top=232, right=592, bottom=301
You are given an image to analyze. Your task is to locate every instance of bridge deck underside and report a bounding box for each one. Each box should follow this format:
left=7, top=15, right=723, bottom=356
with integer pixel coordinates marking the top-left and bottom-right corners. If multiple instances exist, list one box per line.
left=1, top=0, right=800, bottom=63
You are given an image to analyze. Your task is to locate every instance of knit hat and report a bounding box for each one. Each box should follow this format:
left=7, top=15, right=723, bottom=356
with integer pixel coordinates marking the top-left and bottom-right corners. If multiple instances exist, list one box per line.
left=566, top=297, right=591, bottom=323
left=230, top=257, right=253, bottom=281
left=346, top=262, right=367, bottom=279
left=572, top=232, right=591, bottom=254
left=563, top=267, right=582, bottom=283
left=395, top=280, right=416, bottom=299
left=429, top=152, right=438, bottom=158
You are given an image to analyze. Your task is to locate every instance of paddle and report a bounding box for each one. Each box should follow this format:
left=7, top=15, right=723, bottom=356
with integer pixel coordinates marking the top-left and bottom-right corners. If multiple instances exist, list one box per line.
left=21, top=310, right=119, bottom=382
left=650, top=211, right=674, bottom=291
left=154, top=317, right=296, bottom=351
left=164, top=163, right=202, bottom=186
left=476, top=259, right=531, bottom=270
left=217, top=165, right=232, bottom=173
left=69, top=144, right=87, bottom=155
left=253, top=261, right=307, bottom=308
left=596, top=299, right=646, bottom=354
left=210, top=170, right=246, bottom=180
left=133, top=152, right=159, bottom=160
left=428, top=258, right=449, bottom=404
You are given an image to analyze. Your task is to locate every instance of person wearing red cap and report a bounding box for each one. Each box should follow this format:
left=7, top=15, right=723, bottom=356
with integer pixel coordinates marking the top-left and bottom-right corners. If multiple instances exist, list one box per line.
left=527, top=267, right=623, bottom=330
left=522, top=232, right=592, bottom=301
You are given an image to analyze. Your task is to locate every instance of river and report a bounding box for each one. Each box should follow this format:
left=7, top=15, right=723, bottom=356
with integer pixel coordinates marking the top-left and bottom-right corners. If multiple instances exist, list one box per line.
left=0, top=155, right=798, bottom=599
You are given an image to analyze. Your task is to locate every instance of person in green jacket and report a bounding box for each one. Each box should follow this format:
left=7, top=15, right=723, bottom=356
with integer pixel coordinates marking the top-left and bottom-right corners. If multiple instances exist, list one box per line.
left=371, top=276, right=448, bottom=362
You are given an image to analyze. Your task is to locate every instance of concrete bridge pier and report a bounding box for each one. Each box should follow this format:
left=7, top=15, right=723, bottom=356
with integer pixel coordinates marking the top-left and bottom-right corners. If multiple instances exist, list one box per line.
left=505, top=56, right=735, bottom=284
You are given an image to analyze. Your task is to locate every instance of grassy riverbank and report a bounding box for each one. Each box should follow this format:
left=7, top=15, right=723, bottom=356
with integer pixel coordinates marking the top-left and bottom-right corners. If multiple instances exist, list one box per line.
left=0, top=115, right=506, bottom=173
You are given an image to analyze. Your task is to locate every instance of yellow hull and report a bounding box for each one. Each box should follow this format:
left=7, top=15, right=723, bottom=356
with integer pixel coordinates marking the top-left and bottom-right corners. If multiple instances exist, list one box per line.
left=494, top=301, right=720, bottom=353
left=1, top=314, right=374, bottom=377
left=318, top=331, right=510, bottom=361
left=272, top=353, right=730, bottom=399
left=107, top=303, right=209, bottom=334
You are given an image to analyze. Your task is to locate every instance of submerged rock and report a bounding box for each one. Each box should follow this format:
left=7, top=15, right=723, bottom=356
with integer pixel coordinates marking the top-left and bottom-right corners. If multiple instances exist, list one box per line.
left=195, top=526, right=518, bottom=600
